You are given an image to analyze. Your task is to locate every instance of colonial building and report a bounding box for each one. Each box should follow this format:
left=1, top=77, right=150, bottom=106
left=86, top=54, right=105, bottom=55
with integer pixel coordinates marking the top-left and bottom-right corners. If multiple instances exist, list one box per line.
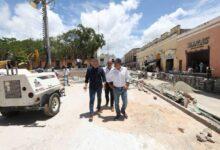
left=124, top=48, right=140, bottom=69
left=98, top=53, right=115, bottom=67
left=176, top=16, right=220, bottom=77
left=137, top=25, right=188, bottom=71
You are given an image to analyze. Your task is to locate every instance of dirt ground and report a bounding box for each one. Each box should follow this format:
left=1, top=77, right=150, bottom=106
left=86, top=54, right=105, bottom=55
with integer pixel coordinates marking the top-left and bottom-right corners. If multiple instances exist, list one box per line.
left=143, top=78, right=220, bottom=118
left=0, top=83, right=219, bottom=150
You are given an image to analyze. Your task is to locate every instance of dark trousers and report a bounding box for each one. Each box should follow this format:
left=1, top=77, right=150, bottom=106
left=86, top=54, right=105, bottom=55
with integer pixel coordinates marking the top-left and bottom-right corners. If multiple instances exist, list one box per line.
left=89, top=87, right=102, bottom=114
left=105, top=83, right=114, bottom=107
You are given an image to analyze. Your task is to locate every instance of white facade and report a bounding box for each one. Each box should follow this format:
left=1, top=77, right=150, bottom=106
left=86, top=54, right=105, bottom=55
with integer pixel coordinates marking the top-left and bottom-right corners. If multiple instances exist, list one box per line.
left=98, top=53, right=116, bottom=67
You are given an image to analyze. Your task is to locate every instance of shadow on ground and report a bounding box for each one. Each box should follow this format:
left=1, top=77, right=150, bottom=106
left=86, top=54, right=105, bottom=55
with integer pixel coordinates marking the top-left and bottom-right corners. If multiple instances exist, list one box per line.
left=79, top=107, right=125, bottom=122
left=79, top=106, right=112, bottom=119
left=0, top=111, right=49, bottom=127
left=97, top=114, right=125, bottom=122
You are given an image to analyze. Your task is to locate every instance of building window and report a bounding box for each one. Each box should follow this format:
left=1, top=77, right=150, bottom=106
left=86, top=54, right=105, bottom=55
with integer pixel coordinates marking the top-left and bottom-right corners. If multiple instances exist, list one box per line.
left=186, top=49, right=209, bottom=73
left=179, top=60, right=182, bottom=71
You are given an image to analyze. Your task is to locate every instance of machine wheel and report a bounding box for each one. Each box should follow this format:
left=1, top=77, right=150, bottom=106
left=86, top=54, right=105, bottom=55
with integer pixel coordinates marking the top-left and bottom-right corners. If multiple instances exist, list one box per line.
left=44, top=93, right=60, bottom=117
left=0, top=111, right=18, bottom=118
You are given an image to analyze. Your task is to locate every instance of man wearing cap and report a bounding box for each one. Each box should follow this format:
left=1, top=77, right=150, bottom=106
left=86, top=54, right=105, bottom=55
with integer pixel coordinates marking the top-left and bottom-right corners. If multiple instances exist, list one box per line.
left=109, top=58, right=130, bottom=120
left=103, top=60, right=114, bottom=111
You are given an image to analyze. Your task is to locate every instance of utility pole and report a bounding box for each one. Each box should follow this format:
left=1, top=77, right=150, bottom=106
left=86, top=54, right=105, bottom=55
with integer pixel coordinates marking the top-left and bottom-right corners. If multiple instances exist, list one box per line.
left=29, top=0, right=54, bottom=69
left=42, top=0, right=51, bottom=68
left=94, top=13, right=100, bottom=59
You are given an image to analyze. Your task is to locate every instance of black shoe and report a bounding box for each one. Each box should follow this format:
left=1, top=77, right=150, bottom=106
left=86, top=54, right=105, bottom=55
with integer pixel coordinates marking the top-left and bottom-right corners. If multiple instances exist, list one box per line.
left=122, top=112, right=128, bottom=119
left=89, top=114, right=93, bottom=122
left=114, top=115, right=121, bottom=121
left=97, top=108, right=102, bottom=113
left=111, top=107, right=114, bottom=112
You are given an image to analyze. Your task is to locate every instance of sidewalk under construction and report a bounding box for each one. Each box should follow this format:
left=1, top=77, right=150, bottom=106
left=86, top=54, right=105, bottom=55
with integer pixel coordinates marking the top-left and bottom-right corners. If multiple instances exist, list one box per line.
left=142, top=78, right=220, bottom=125
left=0, top=80, right=219, bottom=150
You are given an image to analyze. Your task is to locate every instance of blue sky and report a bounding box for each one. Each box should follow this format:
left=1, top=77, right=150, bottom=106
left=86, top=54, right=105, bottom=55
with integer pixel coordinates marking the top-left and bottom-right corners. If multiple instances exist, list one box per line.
left=1, top=0, right=220, bottom=57
left=6, top=0, right=188, bottom=30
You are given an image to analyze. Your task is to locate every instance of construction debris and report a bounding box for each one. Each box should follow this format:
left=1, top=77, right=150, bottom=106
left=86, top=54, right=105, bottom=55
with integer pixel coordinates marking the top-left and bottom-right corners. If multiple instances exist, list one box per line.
left=130, top=73, right=220, bottom=133
left=174, top=81, right=196, bottom=93
left=196, top=128, right=215, bottom=143
left=177, top=127, right=185, bottom=133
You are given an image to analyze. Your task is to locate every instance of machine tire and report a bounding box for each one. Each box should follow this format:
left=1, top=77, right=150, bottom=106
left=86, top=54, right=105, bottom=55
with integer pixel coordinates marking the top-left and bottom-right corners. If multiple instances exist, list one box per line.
left=0, top=111, right=18, bottom=118
left=44, top=93, right=60, bottom=117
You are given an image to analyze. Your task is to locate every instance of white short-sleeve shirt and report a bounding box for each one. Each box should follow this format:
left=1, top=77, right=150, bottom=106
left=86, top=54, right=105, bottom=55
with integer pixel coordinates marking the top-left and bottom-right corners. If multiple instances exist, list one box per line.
left=64, top=68, right=70, bottom=76
left=109, top=66, right=129, bottom=87
left=103, top=66, right=114, bottom=83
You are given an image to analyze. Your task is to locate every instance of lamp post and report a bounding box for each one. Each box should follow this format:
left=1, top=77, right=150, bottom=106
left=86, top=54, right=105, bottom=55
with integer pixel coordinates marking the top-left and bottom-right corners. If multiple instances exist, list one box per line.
left=29, top=0, right=54, bottom=69
left=42, top=0, right=51, bottom=68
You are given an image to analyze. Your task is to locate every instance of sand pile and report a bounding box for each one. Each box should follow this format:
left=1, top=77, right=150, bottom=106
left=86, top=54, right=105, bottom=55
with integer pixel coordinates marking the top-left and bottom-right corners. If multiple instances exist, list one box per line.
left=174, top=81, right=196, bottom=93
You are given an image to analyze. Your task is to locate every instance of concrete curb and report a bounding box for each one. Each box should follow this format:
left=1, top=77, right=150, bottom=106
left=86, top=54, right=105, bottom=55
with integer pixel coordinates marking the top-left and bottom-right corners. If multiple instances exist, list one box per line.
left=143, top=84, right=220, bottom=134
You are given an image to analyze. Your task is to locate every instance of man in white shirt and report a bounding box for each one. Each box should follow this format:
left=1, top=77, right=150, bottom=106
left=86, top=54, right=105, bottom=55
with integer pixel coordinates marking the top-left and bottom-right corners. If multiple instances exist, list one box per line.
left=63, top=66, right=70, bottom=86
left=103, top=60, right=114, bottom=111
left=109, top=58, right=130, bottom=120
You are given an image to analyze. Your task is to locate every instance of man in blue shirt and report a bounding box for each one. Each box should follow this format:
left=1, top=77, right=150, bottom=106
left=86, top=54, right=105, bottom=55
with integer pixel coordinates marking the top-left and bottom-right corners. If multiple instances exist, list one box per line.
left=84, top=58, right=106, bottom=121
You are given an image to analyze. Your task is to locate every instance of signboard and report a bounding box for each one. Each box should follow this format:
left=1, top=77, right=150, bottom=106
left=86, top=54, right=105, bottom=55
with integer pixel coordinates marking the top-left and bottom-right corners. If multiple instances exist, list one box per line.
left=4, top=80, right=22, bottom=99
left=166, top=53, right=174, bottom=59
left=165, top=49, right=175, bottom=59
left=188, top=37, right=209, bottom=49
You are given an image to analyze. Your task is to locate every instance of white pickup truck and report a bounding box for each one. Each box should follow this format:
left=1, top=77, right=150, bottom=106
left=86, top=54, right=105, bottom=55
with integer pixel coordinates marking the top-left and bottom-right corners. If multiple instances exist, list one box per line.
left=0, top=68, right=64, bottom=117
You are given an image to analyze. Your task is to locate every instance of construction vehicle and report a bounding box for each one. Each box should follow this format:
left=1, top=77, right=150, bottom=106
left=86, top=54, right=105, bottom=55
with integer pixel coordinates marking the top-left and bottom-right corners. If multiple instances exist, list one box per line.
left=0, top=60, right=64, bottom=117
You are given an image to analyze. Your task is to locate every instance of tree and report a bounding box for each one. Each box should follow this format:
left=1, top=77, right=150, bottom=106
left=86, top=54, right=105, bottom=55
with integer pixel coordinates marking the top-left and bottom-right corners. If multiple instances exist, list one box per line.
left=0, top=37, right=43, bottom=64
left=61, top=24, right=105, bottom=61
left=0, top=38, right=16, bottom=60
left=0, top=24, right=105, bottom=67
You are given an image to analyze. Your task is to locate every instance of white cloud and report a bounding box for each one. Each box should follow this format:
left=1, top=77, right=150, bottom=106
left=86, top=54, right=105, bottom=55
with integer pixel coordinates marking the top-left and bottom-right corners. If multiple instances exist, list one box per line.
left=1, top=0, right=220, bottom=57
left=81, top=0, right=142, bottom=57
left=0, top=1, right=70, bottom=40
left=81, top=1, right=107, bottom=12
left=140, top=0, right=220, bottom=45
left=141, top=8, right=187, bottom=43
left=81, top=0, right=220, bottom=57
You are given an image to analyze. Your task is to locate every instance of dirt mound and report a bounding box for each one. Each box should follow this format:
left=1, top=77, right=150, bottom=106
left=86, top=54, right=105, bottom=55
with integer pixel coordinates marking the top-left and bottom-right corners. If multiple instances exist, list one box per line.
left=174, top=81, right=196, bottom=93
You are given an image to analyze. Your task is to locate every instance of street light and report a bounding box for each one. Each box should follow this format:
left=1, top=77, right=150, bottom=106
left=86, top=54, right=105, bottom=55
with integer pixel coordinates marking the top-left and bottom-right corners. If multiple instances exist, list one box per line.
left=29, top=0, right=55, bottom=69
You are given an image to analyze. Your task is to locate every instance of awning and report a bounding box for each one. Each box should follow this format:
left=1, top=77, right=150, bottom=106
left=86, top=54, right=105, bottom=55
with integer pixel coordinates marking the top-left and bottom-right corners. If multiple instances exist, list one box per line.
left=144, top=59, right=160, bottom=66
left=148, top=62, right=156, bottom=66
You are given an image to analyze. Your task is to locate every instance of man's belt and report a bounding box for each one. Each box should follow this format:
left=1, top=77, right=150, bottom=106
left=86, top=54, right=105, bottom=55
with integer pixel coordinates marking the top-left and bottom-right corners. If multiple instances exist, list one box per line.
left=113, top=86, right=124, bottom=89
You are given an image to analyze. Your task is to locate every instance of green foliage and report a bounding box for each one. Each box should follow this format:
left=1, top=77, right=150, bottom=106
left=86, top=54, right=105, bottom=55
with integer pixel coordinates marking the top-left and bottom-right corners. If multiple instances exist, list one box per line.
left=0, top=37, right=43, bottom=62
left=0, top=24, right=105, bottom=63
left=61, top=24, right=105, bottom=60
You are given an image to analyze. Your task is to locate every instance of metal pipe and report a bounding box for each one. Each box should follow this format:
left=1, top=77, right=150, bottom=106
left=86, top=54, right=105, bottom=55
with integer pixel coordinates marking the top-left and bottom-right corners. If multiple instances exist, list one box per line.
left=15, top=67, right=18, bottom=75
left=6, top=64, right=9, bottom=75
left=11, top=68, right=14, bottom=75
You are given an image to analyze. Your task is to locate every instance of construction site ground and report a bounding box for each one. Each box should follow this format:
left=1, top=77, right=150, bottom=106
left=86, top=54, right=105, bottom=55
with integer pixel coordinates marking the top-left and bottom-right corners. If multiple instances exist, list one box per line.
left=143, top=78, right=220, bottom=119
left=0, top=83, right=219, bottom=150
